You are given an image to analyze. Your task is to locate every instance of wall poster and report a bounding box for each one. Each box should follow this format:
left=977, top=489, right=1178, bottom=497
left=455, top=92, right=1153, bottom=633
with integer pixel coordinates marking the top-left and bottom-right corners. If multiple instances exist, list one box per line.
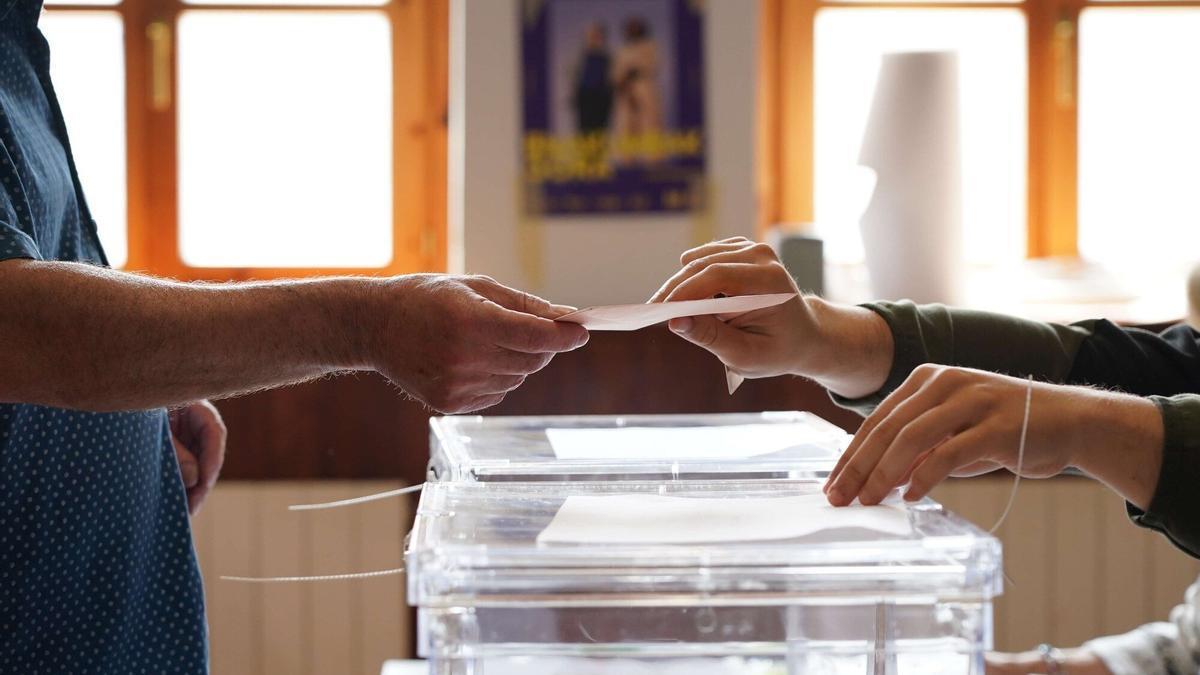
left=521, top=0, right=708, bottom=216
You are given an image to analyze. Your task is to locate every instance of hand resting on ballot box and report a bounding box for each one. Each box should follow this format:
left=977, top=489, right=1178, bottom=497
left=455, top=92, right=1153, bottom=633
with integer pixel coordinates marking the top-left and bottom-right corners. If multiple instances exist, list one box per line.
left=650, top=237, right=1177, bottom=560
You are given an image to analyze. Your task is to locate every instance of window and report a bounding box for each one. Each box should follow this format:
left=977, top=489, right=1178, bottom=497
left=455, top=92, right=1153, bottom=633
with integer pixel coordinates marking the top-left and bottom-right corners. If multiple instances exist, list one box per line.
left=1078, top=7, right=1200, bottom=288
left=41, top=0, right=447, bottom=279
left=813, top=8, right=1026, bottom=264
left=763, top=0, right=1200, bottom=287
left=39, top=11, right=128, bottom=267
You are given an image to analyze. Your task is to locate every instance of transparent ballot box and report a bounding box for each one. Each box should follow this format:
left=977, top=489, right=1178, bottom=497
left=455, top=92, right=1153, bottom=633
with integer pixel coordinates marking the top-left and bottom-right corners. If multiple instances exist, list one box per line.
left=427, top=412, right=851, bottom=483
left=407, top=480, right=1002, bottom=675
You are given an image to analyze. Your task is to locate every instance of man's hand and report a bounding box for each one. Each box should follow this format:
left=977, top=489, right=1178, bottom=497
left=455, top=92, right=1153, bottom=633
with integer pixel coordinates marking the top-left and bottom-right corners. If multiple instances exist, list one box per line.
left=369, top=274, right=589, bottom=413
left=824, top=365, right=1164, bottom=509
left=986, top=648, right=1112, bottom=674
left=170, top=400, right=227, bottom=516
left=649, top=237, right=893, bottom=397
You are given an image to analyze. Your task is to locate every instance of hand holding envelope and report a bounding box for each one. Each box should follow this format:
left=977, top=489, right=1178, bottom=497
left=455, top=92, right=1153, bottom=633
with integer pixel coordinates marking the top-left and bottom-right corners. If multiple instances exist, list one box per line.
left=557, top=292, right=796, bottom=393
left=556, top=237, right=820, bottom=393
left=556, top=293, right=796, bottom=332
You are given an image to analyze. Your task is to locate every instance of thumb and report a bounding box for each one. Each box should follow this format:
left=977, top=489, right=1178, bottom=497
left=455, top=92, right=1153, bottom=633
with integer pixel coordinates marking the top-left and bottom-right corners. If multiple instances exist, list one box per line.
left=668, top=315, right=749, bottom=363
left=174, top=437, right=199, bottom=488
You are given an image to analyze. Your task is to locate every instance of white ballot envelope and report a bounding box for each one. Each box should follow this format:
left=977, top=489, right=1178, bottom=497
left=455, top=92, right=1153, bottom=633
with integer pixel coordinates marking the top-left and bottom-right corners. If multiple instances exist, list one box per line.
left=556, top=293, right=795, bottom=331
left=557, top=293, right=795, bottom=393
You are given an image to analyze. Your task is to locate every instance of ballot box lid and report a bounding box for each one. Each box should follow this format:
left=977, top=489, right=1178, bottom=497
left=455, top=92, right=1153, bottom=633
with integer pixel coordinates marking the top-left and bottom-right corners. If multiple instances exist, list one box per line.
left=427, top=412, right=851, bottom=483
left=406, top=480, right=1002, bottom=608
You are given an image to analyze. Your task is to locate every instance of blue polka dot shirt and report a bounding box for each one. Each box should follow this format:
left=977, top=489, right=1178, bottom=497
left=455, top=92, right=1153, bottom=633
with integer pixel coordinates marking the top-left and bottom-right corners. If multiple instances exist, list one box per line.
left=0, top=3, right=208, bottom=673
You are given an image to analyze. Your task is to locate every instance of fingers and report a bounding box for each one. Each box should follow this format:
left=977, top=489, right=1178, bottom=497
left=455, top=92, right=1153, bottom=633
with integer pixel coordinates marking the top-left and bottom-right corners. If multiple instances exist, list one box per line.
left=488, top=308, right=589, bottom=354
left=678, top=236, right=753, bottom=266
left=856, top=400, right=976, bottom=505
left=468, top=275, right=576, bottom=319
left=903, top=428, right=989, bottom=501
left=650, top=241, right=780, bottom=303
left=826, top=369, right=930, bottom=490
left=662, top=262, right=792, bottom=304
left=485, top=348, right=556, bottom=376
left=458, top=393, right=508, bottom=413
left=462, top=276, right=589, bottom=353
left=174, top=437, right=199, bottom=488
left=192, top=401, right=227, bottom=489
left=667, top=315, right=751, bottom=362
left=826, top=367, right=967, bottom=505
left=479, top=374, right=527, bottom=395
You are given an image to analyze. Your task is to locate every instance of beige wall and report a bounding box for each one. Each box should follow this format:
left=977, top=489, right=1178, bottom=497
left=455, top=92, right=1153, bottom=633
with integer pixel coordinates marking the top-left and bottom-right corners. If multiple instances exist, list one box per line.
left=193, top=482, right=412, bottom=675
left=194, top=478, right=1199, bottom=673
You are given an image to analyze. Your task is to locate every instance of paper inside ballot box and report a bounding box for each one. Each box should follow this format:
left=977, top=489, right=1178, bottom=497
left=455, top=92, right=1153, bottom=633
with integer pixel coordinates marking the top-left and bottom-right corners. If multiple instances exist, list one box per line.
left=536, top=493, right=912, bottom=544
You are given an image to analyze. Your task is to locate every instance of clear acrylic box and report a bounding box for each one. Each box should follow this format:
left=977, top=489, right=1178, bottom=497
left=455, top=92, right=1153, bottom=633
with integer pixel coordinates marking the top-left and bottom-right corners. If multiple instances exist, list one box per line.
left=407, top=480, right=1002, bottom=675
left=427, top=412, right=852, bottom=483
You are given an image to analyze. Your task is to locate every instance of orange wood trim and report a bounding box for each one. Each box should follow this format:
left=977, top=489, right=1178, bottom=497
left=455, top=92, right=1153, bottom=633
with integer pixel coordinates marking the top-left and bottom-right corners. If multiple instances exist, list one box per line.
left=122, top=0, right=153, bottom=271
left=756, top=0, right=782, bottom=236
left=1027, top=0, right=1082, bottom=257
left=776, top=0, right=818, bottom=230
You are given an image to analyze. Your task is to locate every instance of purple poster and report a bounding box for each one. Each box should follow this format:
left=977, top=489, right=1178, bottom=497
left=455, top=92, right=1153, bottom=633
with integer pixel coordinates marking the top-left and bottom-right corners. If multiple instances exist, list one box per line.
left=521, top=0, right=707, bottom=215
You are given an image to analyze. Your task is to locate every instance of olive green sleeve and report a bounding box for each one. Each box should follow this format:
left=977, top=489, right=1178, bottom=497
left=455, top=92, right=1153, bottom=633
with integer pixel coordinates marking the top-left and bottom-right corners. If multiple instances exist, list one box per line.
left=1130, top=395, right=1200, bottom=558
left=831, top=300, right=1093, bottom=416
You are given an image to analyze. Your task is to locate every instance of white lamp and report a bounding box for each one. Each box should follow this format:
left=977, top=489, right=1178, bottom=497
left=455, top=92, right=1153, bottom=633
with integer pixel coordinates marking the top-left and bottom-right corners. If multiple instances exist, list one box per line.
left=858, top=51, right=964, bottom=305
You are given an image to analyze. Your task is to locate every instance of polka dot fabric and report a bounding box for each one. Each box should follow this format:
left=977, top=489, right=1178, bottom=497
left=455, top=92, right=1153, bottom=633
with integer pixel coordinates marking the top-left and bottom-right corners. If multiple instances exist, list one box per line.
left=0, top=3, right=208, bottom=673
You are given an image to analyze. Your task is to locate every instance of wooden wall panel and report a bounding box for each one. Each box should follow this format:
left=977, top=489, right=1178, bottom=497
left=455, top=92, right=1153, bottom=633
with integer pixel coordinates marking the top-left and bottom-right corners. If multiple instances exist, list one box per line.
left=934, top=475, right=1200, bottom=654
left=195, top=482, right=412, bottom=675
left=195, top=478, right=1200, bottom=670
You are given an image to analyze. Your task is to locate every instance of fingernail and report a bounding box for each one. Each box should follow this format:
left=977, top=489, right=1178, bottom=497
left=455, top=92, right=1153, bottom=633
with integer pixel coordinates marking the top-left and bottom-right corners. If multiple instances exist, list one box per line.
left=670, top=317, right=693, bottom=333
left=826, top=486, right=842, bottom=504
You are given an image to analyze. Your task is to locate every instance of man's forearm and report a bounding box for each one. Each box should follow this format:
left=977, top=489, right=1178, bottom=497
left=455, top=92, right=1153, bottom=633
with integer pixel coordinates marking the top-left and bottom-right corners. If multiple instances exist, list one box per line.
left=0, top=259, right=376, bottom=411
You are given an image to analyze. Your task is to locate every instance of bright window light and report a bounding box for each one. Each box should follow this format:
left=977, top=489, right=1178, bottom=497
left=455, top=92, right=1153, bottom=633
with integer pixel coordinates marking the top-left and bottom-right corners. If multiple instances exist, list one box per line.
left=177, top=11, right=393, bottom=269
left=814, top=9, right=1027, bottom=264
left=39, top=12, right=127, bottom=268
left=1078, top=9, right=1200, bottom=274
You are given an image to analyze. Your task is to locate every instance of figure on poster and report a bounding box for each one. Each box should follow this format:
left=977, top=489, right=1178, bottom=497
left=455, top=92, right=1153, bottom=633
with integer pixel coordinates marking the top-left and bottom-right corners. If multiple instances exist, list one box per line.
left=571, top=22, right=614, bottom=134
left=612, top=16, right=663, bottom=141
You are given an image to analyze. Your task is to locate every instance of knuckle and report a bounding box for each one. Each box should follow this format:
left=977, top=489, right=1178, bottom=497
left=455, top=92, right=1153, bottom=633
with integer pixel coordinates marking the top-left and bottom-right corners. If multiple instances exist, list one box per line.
left=913, top=363, right=942, bottom=378
left=749, top=242, right=775, bottom=258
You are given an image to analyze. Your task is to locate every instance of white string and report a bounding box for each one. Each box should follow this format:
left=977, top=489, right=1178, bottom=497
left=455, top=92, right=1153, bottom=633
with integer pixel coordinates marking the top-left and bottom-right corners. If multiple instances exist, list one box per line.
left=988, top=376, right=1034, bottom=534
left=288, top=483, right=425, bottom=511
left=220, top=566, right=406, bottom=584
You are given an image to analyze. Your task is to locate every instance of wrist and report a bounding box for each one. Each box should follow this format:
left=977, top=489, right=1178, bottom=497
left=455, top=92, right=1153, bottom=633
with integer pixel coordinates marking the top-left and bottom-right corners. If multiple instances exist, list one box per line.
left=1069, top=389, right=1163, bottom=510
left=305, top=276, right=390, bottom=371
left=801, top=298, right=894, bottom=398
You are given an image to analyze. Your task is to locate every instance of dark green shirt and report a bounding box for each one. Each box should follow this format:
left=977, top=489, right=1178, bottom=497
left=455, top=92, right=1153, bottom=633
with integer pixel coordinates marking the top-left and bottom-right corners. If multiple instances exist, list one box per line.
left=837, top=301, right=1200, bottom=559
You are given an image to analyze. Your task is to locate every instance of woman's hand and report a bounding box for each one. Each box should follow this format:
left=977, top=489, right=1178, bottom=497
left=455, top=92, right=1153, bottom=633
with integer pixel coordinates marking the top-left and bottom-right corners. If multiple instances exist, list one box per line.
left=650, top=237, right=894, bottom=397
left=986, top=648, right=1112, bottom=675
left=824, top=365, right=1163, bottom=508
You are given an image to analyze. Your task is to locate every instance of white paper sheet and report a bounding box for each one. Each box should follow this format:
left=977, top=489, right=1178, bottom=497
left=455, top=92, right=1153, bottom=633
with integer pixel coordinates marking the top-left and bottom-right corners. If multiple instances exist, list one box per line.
left=536, top=493, right=912, bottom=544
left=556, top=293, right=795, bottom=331
left=545, top=423, right=839, bottom=461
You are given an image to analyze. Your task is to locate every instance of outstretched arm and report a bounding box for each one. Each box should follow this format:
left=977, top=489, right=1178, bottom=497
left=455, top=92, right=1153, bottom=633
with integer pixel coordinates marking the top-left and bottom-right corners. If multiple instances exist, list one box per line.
left=0, top=259, right=587, bottom=413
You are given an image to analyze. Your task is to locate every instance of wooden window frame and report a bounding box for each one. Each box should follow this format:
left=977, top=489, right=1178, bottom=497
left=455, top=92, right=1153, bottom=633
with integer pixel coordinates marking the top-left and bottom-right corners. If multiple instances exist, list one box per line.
left=45, top=0, right=449, bottom=280
left=759, top=0, right=1196, bottom=259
